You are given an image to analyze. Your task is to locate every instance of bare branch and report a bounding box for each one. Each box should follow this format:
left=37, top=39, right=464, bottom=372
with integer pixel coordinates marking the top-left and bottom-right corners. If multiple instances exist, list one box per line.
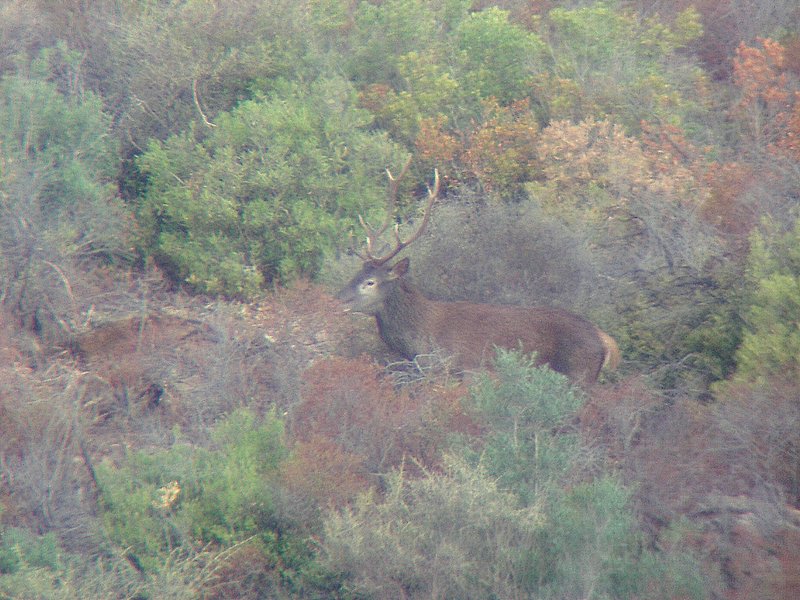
left=193, top=79, right=216, bottom=128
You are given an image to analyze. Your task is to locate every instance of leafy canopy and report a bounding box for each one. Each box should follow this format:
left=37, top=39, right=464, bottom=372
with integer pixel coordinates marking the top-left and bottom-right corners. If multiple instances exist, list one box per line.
left=137, top=77, right=406, bottom=297
left=733, top=218, right=800, bottom=383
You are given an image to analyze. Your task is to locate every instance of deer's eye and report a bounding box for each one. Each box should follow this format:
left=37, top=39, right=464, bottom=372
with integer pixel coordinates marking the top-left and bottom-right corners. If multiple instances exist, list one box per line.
left=364, top=279, right=376, bottom=287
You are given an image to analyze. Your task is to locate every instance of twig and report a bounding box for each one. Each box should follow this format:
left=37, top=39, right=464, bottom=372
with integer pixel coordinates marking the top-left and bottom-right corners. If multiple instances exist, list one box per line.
left=193, top=79, right=216, bottom=128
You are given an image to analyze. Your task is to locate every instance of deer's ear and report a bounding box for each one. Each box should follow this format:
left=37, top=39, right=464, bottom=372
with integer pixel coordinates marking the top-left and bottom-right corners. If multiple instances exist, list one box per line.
left=388, top=257, right=410, bottom=279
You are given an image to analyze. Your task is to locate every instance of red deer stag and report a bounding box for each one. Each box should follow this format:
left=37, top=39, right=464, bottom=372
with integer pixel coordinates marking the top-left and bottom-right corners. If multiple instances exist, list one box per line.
left=337, top=162, right=620, bottom=386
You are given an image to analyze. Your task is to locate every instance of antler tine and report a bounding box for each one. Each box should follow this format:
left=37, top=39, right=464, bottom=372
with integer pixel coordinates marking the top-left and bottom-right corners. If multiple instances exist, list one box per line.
left=385, top=155, right=412, bottom=215
left=362, top=157, right=412, bottom=240
left=363, top=167, right=440, bottom=265
left=391, top=167, right=438, bottom=251
left=357, top=156, right=410, bottom=263
left=353, top=157, right=412, bottom=262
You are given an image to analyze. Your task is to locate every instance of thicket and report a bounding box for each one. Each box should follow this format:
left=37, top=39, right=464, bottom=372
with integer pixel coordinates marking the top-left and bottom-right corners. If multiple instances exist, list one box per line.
left=0, top=45, right=130, bottom=345
left=310, top=353, right=707, bottom=599
left=1, top=0, right=800, bottom=597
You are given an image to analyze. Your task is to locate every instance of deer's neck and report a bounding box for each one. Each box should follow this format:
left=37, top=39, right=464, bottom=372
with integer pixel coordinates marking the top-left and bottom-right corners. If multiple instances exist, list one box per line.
left=375, top=279, right=434, bottom=359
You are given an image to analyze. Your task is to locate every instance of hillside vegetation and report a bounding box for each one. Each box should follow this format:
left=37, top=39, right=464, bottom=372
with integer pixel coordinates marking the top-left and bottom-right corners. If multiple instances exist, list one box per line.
left=1, top=1, right=800, bottom=598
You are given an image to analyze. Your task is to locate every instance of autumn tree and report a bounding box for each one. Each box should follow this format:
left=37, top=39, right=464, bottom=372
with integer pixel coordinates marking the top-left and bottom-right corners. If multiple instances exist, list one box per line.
left=731, top=38, right=798, bottom=156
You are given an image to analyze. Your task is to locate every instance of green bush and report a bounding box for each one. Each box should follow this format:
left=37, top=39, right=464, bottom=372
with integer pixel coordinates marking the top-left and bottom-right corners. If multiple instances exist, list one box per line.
left=731, top=218, right=800, bottom=384
left=97, top=410, right=296, bottom=577
left=0, top=528, right=61, bottom=575
left=320, top=455, right=545, bottom=599
left=541, top=4, right=707, bottom=133
left=136, top=76, right=407, bottom=296
left=0, top=543, right=189, bottom=600
left=453, top=7, right=545, bottom=105
left=0, top=45, right=129, bottom=333
left=347, top=0, right=459, bottom=86
left=465, top=349, right=584, bottom=505
left=467, top=351, right=706, bottom=599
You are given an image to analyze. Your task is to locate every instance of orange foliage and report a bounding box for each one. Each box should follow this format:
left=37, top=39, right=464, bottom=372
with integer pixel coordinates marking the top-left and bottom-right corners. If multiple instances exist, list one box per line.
left=536, top=117, right=716, bottom=226
left=733, top=38, right=789, bottom=110
left=462, top=99, right=540, bottom=194
left=282, top=435, right=369, bottom=509
left=639, top=120, right=706, bottom=177
left=700, top=161, right=757, bottom=242
left=414, top=99, right=541, bottom=194
left=538, top=118, right=650, bottom=193
left=293, top=356, right=471, bottom=475
left=731, top=38, right=800, bottom=159
left=639, top=121, right=761, bottom=242
left=415, top=115, right=461, bottom=169
left=358, top=83, right=392, bottom=115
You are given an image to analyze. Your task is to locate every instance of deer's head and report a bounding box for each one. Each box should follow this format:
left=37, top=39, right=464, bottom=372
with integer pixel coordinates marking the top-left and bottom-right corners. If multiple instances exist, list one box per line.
left=337, top=257, right=410, bottom=315
left=338, top=158, right=438, bottom=315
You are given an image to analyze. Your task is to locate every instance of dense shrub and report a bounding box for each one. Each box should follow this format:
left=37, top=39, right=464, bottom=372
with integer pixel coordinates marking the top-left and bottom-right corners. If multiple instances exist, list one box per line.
left=731, top=218, right=800, bottom=384
left=0, top=46, right=130, bottom=339
left=136, top=77, right=407, bottom=296
left=96, top=409, right=306, bottom=585
left=452, top=7, right=545, bottom=105
left=464, top=350, right=586, bottom=502
left=320, top=456, right=545, bottom=599
left=317, top=352, right=707, bottom=599
left=293, top=356, right=468, bottom=477
left=539, top=5, right=707, bottom=134
left=409, top=196, right=597, bottom=310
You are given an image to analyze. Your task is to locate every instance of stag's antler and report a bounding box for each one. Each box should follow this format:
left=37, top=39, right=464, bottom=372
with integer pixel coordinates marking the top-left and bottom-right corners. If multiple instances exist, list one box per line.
left=356, top=159, right=440, bottom=265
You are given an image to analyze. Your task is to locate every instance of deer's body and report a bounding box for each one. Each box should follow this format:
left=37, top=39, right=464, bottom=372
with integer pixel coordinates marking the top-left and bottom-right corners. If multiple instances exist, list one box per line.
left=339, top=162, right=620, bottom=386
left=338, top=258, right=619, bottom=386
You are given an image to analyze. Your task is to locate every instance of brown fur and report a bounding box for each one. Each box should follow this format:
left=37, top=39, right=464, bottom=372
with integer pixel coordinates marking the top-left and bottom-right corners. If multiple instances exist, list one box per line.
left=338, top=257, right=620, bottom=386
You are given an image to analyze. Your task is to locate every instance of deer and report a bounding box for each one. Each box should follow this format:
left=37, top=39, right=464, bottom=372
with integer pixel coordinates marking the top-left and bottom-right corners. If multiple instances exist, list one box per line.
left=337, top=160, right=620, bottom=387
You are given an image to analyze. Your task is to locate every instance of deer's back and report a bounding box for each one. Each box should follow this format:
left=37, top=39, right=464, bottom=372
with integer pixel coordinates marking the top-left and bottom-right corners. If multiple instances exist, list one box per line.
left=424, top=299, right=607, bottom=383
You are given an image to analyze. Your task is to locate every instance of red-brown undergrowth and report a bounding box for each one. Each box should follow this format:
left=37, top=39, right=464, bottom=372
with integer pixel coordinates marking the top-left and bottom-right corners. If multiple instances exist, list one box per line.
left=292, top=356, right=473, bottom=483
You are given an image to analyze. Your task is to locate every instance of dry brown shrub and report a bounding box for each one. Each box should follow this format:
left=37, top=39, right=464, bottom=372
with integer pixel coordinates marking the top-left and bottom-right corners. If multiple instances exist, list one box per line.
left=597, top=374, right=800, bottom=530
left=73, top=314, right=203, bottom=423
left=713, top=378, right=800, bottom=506
left=581, top=375, right=800, bottom=596
left=700, top=161, right=759, bottom=245
left=0, top=352, right=101, bottom=551
left=293, top=356, right=426, bottom=476
left=292, top=356, right=472, bottom=479
left=579, top=376, right=732, bottom=521
left=578, top=376, right=663, bottom=465
left=242, top=278, right=356, bottom=365
left=281, top=435, right=370, bottom=511
left=202, top=542, right=280, bottom=600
